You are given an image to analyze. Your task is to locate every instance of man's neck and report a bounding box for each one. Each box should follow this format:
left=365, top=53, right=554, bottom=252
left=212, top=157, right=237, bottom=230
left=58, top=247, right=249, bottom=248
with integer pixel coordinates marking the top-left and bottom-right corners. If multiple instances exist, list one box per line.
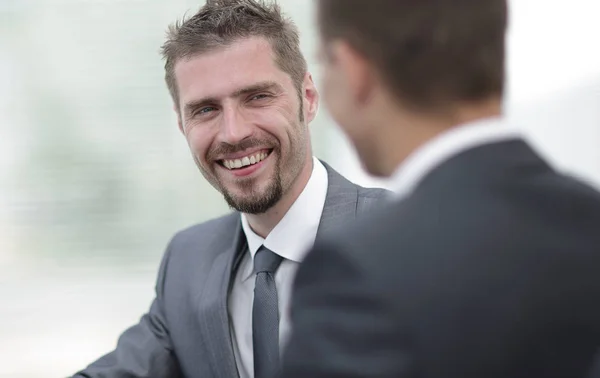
left=380, top=98, right=503, bottom=176
left=245, top=156, right=314, bottom=238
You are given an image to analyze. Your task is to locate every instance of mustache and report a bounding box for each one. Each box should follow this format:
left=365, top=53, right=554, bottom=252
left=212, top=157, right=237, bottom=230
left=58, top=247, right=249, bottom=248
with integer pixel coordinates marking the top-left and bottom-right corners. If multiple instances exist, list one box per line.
left=207, top=138, right=278, bottom=161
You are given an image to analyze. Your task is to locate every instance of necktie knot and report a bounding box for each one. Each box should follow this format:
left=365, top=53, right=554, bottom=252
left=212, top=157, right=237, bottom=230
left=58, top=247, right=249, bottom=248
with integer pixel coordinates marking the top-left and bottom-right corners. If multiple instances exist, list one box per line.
left=254, top=246, right=283, bottom=274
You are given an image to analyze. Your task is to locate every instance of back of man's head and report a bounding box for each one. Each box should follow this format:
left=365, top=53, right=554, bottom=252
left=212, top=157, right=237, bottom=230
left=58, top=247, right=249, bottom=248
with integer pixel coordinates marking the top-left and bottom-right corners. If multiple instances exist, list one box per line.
left=317, top=0, right=508, bottom=111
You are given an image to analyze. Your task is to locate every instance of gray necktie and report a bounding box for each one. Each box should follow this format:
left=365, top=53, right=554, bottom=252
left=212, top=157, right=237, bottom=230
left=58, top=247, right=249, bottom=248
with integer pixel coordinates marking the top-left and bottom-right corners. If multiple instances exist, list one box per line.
left=253, top=246, right=283, bottom=378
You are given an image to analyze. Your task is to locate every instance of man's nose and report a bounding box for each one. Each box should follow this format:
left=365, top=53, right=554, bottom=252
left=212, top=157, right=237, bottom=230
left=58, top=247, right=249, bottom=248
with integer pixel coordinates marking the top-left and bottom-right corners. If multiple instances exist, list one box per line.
left=217, top=106, right=253, bottom=145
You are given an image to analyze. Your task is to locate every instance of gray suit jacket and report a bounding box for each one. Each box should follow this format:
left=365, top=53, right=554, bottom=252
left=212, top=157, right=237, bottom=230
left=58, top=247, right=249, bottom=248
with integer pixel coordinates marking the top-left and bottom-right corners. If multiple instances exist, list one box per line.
left=73, top=162, right=388, bottom=378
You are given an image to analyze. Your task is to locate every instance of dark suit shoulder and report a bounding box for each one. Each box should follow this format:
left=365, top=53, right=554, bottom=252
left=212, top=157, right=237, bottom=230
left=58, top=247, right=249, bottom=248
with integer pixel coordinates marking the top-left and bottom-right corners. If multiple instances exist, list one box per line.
left=319, top=168, right=600, bottom=282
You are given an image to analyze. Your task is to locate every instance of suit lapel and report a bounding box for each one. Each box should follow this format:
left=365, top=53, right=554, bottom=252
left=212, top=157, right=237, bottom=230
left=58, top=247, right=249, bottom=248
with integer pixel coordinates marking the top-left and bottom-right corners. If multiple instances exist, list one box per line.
left=196, top=214, right=244, bottom=378
left=317, top=161, right=361, bottom=236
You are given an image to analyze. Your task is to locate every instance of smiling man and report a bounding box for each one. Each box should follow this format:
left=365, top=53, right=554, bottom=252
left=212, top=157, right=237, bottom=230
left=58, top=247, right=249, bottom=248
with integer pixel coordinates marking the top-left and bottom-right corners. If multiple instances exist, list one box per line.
left=71, top=1, right=387, bottom=378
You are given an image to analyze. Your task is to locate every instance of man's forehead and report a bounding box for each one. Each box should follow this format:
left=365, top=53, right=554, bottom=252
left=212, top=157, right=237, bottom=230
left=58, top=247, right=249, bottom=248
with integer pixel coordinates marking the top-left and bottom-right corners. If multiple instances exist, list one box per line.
left=174, top=37, right=277, bottom=78
left=174, top=39, right=292, bottom=102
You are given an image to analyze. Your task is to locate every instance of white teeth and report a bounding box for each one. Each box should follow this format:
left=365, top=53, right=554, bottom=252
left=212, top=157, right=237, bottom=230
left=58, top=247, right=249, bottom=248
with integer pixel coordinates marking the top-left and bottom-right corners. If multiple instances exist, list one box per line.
left=223, top=151, right=270, bottom=170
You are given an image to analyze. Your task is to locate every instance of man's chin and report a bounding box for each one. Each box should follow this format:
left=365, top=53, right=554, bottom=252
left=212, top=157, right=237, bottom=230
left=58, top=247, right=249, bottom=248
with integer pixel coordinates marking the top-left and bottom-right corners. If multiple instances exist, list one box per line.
left=221, top=184, right=282, bottom=214
left=225, top=196, right=277, bottom=214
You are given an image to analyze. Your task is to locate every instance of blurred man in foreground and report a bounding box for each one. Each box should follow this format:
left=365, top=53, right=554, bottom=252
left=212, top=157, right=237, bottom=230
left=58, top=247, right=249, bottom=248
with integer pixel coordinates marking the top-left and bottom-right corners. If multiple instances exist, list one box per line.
left=281, top=1, right=600, bottom=377
left=72, top=1, right=387, bottom=377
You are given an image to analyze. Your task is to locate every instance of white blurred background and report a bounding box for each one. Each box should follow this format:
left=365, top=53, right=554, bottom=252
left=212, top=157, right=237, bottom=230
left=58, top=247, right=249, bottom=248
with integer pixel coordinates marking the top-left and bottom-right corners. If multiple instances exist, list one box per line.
left=0, top=0, right=598, bottom=377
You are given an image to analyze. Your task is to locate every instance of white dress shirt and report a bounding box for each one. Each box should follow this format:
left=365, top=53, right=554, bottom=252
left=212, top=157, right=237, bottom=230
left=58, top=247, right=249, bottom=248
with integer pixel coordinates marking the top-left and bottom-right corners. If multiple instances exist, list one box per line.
left=390, top=116, right=523, bottom=199
left=229, top=157, right=329, bottom=378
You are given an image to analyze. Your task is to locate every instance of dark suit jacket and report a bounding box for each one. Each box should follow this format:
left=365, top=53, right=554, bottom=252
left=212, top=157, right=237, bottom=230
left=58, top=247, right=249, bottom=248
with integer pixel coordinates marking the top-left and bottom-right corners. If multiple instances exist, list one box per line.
left=281, top=140, right=600, bottom=378
left=72, top=162, right=388, bottom=378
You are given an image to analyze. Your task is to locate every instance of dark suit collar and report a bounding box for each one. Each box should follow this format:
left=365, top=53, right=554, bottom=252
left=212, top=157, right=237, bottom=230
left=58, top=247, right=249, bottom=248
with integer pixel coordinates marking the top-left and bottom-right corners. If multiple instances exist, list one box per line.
left=388, top=118, right=522, bottom=198
left=415, top=139, right=551, bottom=196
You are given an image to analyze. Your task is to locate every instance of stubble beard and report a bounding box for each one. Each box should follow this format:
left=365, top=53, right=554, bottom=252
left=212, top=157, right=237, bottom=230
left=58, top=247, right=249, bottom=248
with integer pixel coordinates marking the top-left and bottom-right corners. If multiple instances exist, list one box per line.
left=221, top=160, right=284, bottom=214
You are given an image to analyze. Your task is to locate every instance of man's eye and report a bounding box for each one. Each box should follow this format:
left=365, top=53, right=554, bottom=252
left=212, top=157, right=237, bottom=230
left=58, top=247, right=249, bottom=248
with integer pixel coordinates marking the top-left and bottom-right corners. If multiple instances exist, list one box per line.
left=197, top=107, right=216, bottom=115
left=251, top=94, right=270, bottom=101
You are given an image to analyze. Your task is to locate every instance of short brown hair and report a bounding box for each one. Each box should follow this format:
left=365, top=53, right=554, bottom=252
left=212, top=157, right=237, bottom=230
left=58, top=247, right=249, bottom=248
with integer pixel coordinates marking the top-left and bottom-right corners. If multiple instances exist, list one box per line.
left=317, top=0, right=508, bottom=111
left=161, top=0, right=307, bottom=107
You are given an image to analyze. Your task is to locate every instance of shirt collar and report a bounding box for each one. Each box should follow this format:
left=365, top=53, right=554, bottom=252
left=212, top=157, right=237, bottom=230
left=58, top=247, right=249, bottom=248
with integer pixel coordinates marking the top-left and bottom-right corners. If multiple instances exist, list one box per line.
left=390, top=116, right=522, bottom=199
left=240, top=157, right=329, bottom=280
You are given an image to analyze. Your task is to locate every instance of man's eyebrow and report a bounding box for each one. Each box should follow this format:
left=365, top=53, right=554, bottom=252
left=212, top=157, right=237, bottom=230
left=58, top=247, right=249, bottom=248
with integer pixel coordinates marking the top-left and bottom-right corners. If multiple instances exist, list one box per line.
left=183, top=81, right=283, bottom=115
left=231, top=81, right=283, bottom=97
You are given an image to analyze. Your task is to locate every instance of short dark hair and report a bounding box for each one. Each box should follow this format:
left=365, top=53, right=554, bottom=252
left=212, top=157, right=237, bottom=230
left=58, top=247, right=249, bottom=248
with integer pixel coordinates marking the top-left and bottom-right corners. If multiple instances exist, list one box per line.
left=317, top=0, right=508, bottom=111
left=161, top=0, right=307, bottom=107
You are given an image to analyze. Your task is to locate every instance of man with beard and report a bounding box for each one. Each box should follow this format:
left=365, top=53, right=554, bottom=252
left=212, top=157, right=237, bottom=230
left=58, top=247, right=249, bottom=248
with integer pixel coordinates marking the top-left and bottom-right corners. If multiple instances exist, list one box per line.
left=71, top=1, right=387, bottom=378
left=280, top=0, right=600, bottom=377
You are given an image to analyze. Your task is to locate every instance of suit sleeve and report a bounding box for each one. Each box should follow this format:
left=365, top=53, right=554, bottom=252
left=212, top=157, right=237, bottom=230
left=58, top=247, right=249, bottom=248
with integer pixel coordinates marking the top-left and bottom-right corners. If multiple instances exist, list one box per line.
left=71, top=243, right=181, bottom=378
left=281, top=240, right=416, bottom=378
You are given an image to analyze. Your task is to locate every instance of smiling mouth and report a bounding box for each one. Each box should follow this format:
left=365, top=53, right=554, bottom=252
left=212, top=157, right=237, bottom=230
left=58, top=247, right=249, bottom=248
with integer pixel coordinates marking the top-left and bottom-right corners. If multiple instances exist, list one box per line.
left=219, top=149, right=273, bottom=170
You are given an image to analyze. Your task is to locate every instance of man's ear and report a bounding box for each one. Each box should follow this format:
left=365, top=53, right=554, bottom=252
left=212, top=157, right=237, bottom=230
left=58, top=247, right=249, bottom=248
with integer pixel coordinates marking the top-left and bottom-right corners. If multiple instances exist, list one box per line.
left=302, top=72, right=320, bottom=123
left=333, top=40, right=375, bottom=106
